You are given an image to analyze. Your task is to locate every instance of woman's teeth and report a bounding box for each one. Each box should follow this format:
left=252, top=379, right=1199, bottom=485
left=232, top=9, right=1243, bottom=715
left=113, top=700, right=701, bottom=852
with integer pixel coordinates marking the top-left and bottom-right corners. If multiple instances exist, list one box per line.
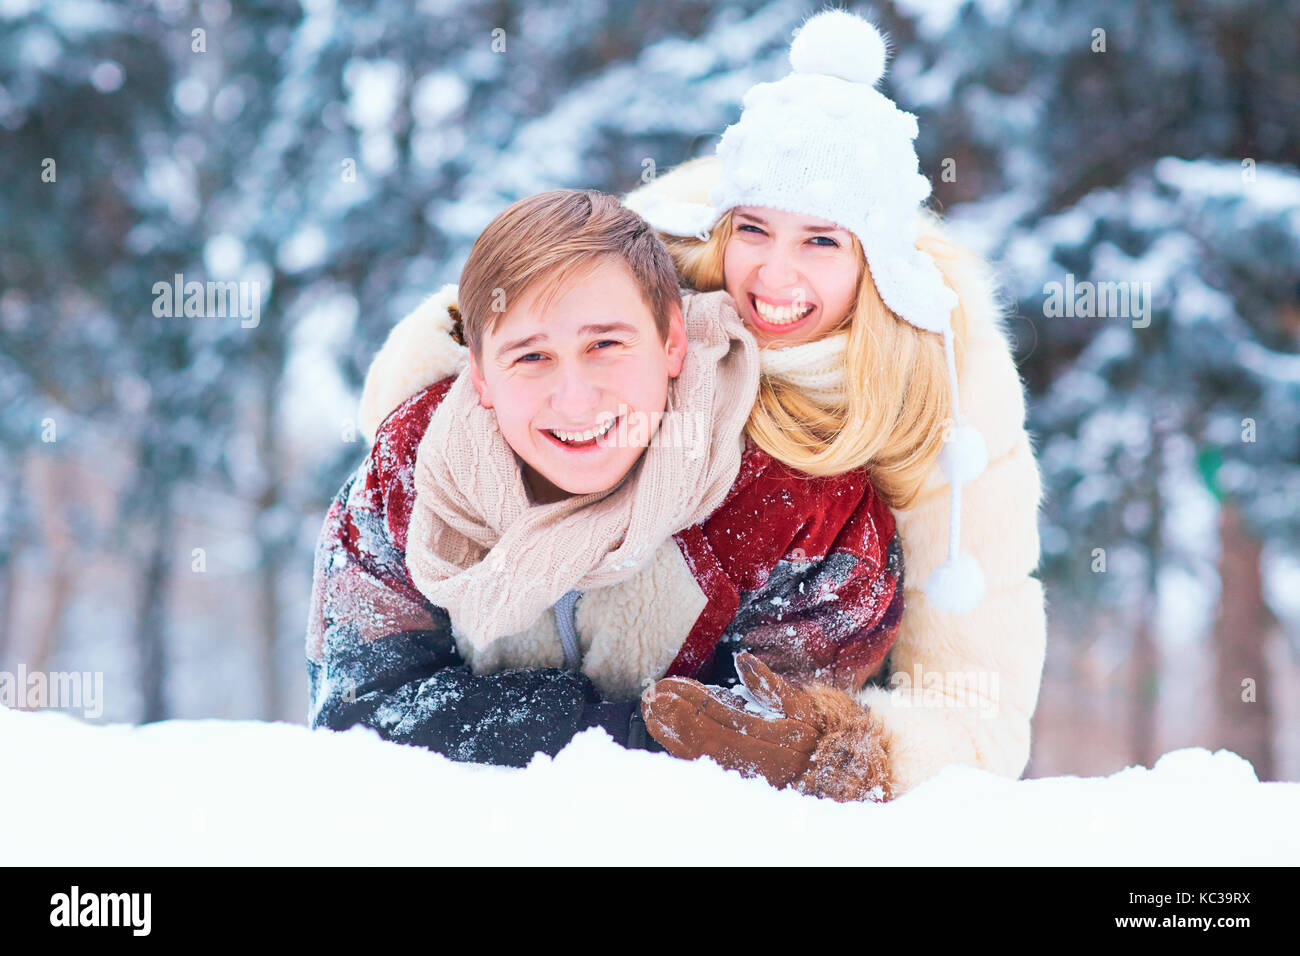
left=753, top=296, right=815, bottom=325
left=549, top=418, right=616, bottom=444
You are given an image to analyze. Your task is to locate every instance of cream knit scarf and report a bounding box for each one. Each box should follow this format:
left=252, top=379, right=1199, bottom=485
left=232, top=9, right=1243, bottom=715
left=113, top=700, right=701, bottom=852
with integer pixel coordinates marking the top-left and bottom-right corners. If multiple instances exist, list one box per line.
left=758, top=330, right=849, bottom=405
left=405, top=289, right=760, bottom=654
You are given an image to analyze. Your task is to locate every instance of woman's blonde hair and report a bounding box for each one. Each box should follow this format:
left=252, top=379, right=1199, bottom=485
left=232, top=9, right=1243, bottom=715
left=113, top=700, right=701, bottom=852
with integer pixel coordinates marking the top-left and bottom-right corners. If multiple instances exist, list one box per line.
left=662, top=204, right=972, bottom=510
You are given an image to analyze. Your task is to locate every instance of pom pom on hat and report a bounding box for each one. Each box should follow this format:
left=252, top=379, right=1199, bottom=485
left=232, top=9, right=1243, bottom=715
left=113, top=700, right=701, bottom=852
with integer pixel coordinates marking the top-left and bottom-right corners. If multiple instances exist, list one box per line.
left=790, top=9, right=889, bottom=86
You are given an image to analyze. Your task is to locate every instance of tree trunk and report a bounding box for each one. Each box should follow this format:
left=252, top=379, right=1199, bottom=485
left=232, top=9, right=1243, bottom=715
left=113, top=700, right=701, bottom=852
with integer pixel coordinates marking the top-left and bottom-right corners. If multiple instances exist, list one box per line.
left=1129, top=421, right=1166, bottom=769
left=1128, top=595, right=1159, bottom=769
left=25, top=547, right=71, bottom=679
left=136, top=493, right=173, bottom=723
left=1212, top=503, right=1275, bottom=780
left=256, top=519, right=282, bottom=720
left=0, top=546, right=16, bottom=666
left=23, top=457, right=72, bottom=680
left=256, top=377, right=285, bottom=721
left=0, top=462, right=24, bottom=666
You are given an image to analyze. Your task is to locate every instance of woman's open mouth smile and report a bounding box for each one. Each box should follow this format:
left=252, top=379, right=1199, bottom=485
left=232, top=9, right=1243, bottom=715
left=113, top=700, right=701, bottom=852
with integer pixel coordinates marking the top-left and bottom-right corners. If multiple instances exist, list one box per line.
left=747, top=292, right=817, bottom=335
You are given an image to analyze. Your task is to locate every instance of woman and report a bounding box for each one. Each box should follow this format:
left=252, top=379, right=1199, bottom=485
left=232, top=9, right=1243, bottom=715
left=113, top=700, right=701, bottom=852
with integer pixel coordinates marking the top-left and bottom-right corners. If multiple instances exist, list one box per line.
left=625, top=9, right=1047, bottom=798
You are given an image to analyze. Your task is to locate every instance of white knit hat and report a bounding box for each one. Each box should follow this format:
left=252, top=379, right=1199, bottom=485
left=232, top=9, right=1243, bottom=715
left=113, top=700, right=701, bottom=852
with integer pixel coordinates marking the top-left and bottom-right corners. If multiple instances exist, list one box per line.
left=636, top=8, right=989, bottom=614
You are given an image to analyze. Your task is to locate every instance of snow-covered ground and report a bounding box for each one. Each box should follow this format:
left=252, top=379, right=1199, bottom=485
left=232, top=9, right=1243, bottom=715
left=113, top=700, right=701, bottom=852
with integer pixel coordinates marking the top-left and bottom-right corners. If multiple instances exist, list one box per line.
left=4, top=705, right=1296, bottom=865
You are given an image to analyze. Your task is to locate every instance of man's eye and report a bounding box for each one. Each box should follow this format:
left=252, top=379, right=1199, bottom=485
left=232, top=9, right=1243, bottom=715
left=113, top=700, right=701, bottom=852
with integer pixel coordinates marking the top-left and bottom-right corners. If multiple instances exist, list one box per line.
left=592, top=339, right=621, bottom=350
left=809, top=235, right=840, bottom=248
left=516, top=352, right=545, bottom=363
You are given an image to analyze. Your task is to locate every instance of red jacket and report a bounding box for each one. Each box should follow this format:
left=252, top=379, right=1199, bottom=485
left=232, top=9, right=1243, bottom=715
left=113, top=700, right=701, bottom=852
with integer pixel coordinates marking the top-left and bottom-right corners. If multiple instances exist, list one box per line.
left=307, top=375, right=903, bottom=765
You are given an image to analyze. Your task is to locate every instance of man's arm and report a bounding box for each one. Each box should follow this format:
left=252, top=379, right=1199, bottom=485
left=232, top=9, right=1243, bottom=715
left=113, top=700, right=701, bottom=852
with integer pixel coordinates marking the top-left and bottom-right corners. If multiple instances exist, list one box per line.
left=307, top=605, right=609, bottom=768
left=306, top=390, right=641, bottom=766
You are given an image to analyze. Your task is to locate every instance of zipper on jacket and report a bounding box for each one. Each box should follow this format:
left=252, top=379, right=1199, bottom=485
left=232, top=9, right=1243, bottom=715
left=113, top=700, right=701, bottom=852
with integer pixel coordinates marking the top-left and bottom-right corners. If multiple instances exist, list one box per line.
left=553, top=589, right=583, bottom=671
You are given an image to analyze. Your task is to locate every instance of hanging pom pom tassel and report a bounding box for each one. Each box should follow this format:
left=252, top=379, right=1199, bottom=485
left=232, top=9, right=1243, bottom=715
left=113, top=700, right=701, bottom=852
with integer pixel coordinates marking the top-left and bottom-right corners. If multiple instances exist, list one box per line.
left=925, top=419, right=989, bottom=614
left=924, top=551, right=986, bottom=614
left=923, top=326, right=990, bottom=614
left=939, top=420, right=988, bottom=486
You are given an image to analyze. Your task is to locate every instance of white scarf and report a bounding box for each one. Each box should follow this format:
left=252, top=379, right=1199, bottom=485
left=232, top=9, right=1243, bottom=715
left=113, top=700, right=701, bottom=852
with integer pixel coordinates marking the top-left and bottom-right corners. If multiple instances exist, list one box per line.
left=405, top=290, right=760, bottom=654
left=758, top=330, right=850, bottom=405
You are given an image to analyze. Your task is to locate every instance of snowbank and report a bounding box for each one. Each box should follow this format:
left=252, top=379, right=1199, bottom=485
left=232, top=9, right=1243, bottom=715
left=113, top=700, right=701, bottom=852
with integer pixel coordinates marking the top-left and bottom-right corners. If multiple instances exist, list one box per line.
left=3, top=705, right=1295, bottom=865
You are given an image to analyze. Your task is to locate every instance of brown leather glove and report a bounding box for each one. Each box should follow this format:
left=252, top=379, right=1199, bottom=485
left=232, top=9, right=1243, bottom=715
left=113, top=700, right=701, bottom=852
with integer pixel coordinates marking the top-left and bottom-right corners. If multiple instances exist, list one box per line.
left=641, top=651, right=894, bottom=802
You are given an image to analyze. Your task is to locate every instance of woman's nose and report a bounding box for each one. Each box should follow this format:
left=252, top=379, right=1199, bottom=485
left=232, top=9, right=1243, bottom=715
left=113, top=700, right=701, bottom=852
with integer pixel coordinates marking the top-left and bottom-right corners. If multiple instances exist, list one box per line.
left=757, top=251, right=800, bottom=292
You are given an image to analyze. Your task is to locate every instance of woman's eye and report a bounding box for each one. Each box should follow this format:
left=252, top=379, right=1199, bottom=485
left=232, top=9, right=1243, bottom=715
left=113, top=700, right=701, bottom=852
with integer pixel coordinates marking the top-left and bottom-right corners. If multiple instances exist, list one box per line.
left=809, top=235, right=840, bottom=248
left=736, top=223, right=766, bottom=235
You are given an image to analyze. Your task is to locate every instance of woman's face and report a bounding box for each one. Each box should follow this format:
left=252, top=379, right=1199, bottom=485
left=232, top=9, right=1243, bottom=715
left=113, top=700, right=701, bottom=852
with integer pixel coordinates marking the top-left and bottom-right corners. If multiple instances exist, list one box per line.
left=722, top=205, right=861, bottom=348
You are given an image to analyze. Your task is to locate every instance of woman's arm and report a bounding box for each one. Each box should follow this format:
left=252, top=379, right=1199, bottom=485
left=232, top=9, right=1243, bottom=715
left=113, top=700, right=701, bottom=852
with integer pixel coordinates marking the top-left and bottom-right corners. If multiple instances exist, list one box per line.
left=713, top=523, right=905, bottom=696
left=642, top=468, right=905, bottom=801
left=699, top=454, right=905, bottom=696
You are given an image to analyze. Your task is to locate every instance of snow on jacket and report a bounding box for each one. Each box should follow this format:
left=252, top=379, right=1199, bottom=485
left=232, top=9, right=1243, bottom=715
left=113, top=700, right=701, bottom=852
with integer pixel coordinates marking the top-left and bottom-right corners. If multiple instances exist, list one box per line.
left=310, top=332, right=904, bottom=768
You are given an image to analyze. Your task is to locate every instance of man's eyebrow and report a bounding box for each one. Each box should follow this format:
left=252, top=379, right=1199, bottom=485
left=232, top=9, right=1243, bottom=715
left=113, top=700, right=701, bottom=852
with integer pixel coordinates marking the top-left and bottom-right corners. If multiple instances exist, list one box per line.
left=577, top=321, right=639, bottom=337
left=496, top=322, right=639, bottom=357
left=496, top=332, right=547, bottom=357
left=734, top=211, right=845, bottom=233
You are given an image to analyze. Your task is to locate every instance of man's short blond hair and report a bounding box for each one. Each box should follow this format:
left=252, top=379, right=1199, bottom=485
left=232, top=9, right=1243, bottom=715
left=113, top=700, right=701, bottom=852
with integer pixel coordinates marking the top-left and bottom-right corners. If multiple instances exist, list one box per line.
left=459, top=189, right=681, bottom=361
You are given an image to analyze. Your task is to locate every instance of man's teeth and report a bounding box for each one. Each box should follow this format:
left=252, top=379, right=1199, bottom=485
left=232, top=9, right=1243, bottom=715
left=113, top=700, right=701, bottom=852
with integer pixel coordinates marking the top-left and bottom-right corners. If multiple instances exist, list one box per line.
left=754, top=296, right=814, bottom=325
left=549, top=418, right=616, bottom=443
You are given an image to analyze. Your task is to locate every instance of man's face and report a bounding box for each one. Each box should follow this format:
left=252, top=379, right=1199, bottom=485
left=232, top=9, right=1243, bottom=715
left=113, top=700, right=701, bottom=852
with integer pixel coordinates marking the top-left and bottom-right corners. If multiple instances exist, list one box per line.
left=468, top=258, right=688, bottom=504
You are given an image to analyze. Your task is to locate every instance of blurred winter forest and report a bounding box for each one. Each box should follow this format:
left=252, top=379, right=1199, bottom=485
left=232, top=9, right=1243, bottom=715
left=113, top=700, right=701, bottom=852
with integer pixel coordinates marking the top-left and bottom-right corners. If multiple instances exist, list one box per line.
left=1, top=0, right=1297, bottom=781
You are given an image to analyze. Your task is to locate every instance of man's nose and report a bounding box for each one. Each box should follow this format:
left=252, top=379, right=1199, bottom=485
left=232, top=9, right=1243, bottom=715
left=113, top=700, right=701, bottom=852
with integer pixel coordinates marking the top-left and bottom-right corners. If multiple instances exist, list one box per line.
left=550, top=363, right=602, bottom=422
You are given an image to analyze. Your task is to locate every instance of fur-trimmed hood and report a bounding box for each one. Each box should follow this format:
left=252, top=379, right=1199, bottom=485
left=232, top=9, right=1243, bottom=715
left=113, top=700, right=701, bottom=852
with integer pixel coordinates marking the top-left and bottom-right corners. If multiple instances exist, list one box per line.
left=358, top=282, right=468, bottom=444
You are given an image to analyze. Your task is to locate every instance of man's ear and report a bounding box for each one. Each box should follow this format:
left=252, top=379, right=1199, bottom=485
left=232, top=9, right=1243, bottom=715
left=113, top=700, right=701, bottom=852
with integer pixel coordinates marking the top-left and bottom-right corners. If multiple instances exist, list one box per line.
left=467, top=348, right=493, bottom=409
left=665, top=302, right=688, bottom=378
